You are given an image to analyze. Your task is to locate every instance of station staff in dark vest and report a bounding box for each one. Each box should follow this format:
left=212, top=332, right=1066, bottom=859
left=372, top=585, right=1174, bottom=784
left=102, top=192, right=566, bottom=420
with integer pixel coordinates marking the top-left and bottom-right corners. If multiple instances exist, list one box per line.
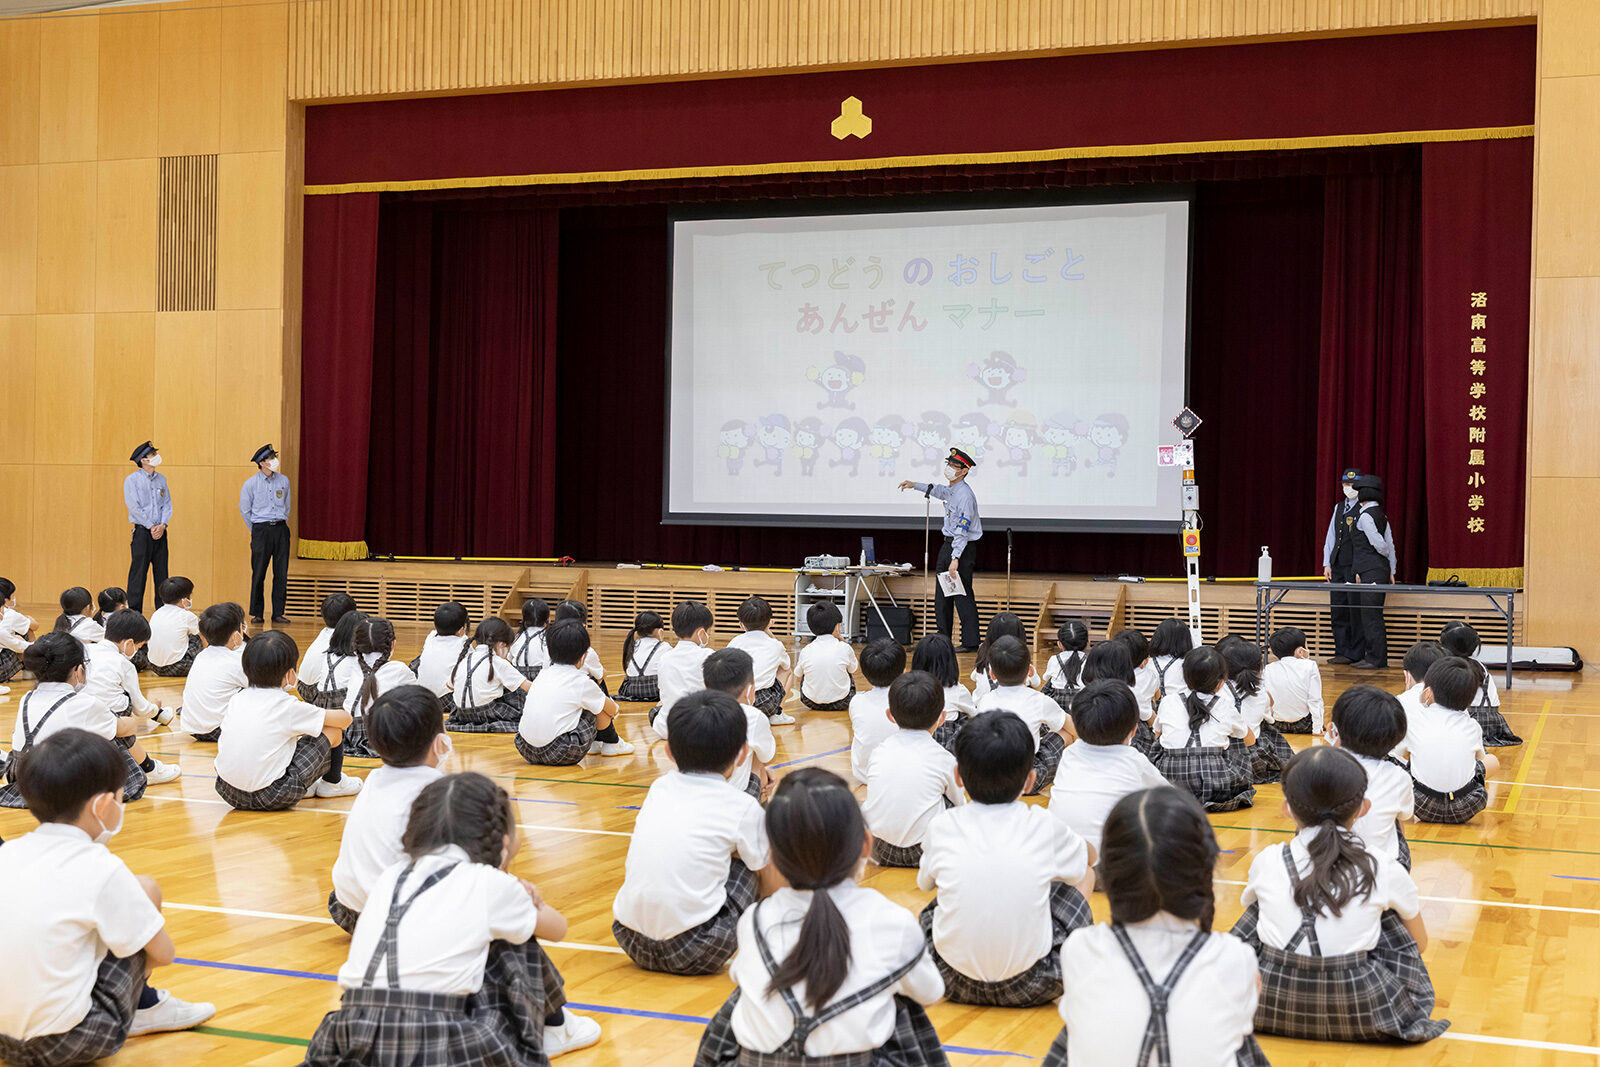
left=900, top=447, right=983, bottom=651
left=1347, top=474, right=1397, bottom=670
left=240, top=444, right=292, bottom=625
left=123, top=441, right=171, bottom=613
left=1321, top=466, right=1366, bottom=665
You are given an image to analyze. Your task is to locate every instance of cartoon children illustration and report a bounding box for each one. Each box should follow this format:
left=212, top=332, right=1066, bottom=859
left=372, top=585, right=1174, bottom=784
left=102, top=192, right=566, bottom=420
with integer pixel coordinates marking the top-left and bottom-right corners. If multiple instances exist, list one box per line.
left=951, top=412, right=990, bottom=467
left=806, top=351, right=866, bottom=410
left=1086, top=413, right=1129, bottom=477
left=793, top=417, right=826, bottom=476
left=911, top=412, right=952, bottom=471
left=993, top=412, right=1038, bottom=476
left=1041, top=412, right=1084, bottom=477
left=869, top=416, right=913, bottom=477
left=967, top=350, right=1026, bottom=407
left=718, top=420, right=754, bottom=475
left=829, top=417, right=869, bottom=476
left=753, top=415, right=793, bottom=477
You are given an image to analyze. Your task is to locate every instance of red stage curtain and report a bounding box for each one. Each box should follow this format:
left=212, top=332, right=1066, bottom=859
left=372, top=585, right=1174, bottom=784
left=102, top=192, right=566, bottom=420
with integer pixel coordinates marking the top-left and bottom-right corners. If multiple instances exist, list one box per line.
left=298, top=192, right=379, bottom=559
left=1315, top=167, right=1429, bottom=581
left=365, top=203, right=559, bottom=557
left=1420, top=139, right=1532, bottom=585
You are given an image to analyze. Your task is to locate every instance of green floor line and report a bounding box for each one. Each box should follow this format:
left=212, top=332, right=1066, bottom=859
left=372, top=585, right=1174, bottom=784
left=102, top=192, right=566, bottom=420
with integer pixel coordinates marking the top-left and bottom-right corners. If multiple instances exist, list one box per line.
left=1212, top=824, right=1600, bottom=858
left=192, top=1025, right=310, bottom=1048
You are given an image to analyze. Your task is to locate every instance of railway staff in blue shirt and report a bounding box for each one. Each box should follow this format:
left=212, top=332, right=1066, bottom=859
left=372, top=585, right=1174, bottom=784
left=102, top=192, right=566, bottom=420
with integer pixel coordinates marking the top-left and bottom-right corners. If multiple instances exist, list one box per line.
left=123, top=441, right=171, bottom=613
left=240, top=444, right=293, bottom=624
left=900, top=447, right=984, bottom=650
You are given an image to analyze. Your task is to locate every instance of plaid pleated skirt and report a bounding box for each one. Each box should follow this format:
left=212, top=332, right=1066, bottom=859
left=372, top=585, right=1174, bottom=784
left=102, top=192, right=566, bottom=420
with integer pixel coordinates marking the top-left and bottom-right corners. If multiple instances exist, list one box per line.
left=1158, top=744, right=1255, bottom=812
left=187, top=725, right=221, bottom=743
left=150, top=634, right=202, bottom=678
left=0, top=951, right=145, bottom=1067
left=801, top=684, right=855, bottom=712
left=1469, top=704, right=1522, bottom=747
left=1232, top=903, right=1449, bottom=1043
left=1396, top=822, right=1412, bottom=871
left=1249, top=722, right=1294, bottom=784
left=753, top=681, right=786, bottom=716
left=302, top=939, right=567, bottom=1067
left=1026, top=730, right=1067, bottom=795
left=1130, top=720, right=1161, bottom=763
left=4, top=735, right=149, bottom=809
left=302, top=683, right=348, bottom=710
left=1412, top=761, right=1488, bottom=824
left=446, top=690, right=525, bottom=734
left=1040, top=1027, right=1270, bottom=1066
left=341, top=714, right=380, bottom=758
left=871, top=837, right=923, bottom=869
left=744, top=773, right=762, bottom=800
left=617, top=674, right=661, bottom=704
left=214, top=733, right=331, bottom=811
left=513, top=712, right=597, bottom=767
left=1040, top=684, right=1076, bottom=713
left=613, top=859, right=758, bottom=976
left=932, top=713, right=965, bottom=754
left=919, top=883, right=1092, bottom=1007
left=0, top=648, right=20, bottom=684
left=694, top=991, right=949, bottom=1067
left=328, top=889, right=360, bottom=935
left=1274, top=715, right=1314, bottom=734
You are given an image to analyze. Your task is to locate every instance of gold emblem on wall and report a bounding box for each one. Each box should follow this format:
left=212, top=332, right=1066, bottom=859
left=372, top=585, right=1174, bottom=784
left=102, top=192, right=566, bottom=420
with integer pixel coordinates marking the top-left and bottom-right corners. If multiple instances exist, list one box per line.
left=831, top=97, right=872, bottom=140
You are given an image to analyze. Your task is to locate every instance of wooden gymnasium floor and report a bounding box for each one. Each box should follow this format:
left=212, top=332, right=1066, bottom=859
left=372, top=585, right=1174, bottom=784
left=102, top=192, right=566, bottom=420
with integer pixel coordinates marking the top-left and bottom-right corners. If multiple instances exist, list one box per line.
left=1, top=619, right=1596, bottom=1067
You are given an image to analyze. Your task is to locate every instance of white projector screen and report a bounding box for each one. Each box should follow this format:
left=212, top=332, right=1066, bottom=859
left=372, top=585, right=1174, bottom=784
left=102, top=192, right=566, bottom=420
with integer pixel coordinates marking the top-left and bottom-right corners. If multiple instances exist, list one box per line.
left=665, top=196, right=1191, bottom=532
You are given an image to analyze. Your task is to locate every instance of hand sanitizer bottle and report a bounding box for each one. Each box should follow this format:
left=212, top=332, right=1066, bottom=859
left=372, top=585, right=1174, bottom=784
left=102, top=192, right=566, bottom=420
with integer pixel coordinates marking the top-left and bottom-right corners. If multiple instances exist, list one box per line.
left=1258, top=547, right=1273, bottom=584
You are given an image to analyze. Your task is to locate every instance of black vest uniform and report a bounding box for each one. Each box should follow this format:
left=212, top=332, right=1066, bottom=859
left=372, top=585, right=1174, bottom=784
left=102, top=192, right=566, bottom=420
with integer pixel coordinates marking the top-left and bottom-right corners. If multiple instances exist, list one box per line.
left=1330, top=501, right=1358, bottom=576
left=1351, top=504, right=1391, bottom=582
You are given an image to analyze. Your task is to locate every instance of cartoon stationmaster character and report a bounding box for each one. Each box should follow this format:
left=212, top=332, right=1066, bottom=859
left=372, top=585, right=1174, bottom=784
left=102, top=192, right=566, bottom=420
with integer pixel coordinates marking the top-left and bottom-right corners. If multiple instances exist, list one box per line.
left=718, top=420, right=754, bottom=475
left=792, top=417, right=826, bottom=476
left=993, top=412, right=1039, bottom=476
left=806, top=351, right=866, bottom=410
left=967, top=350, right=1026, bottom=408
left=1041, top=412, right=1085, bottom=477
left=1085, top=413, right=1129, bottom=477
left=828, top=416, right=870, bottom=477
left=951, top=412, right=990, bottom=466
left=869, top=416, right=914, bottom=478
left=752, top=414, right=793, bottom=477
left=911, top=411, right=952, bottom=471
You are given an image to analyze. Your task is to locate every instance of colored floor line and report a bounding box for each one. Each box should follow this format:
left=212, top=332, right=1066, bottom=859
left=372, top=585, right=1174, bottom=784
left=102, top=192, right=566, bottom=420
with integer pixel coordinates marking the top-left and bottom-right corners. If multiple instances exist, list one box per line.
left=145, top=792, right=634, bottom=838
left=769, top=745, right=851, bottom=769
left=1212, top=823, right=1600, bottom=858
left=193, top=1024, right=309, bottom=1047
left=1210, top=880, right=1600, bottom=917
left=153, top=746, right=651, bottom=793
left=1552, top=874, right=1600, bottom=883
left=1504, top=700, right=1554, bottom=815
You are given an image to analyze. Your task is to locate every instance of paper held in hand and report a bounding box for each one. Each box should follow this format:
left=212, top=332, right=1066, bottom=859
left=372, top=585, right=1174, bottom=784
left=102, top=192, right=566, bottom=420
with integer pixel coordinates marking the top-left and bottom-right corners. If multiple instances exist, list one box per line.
left=937, top=571, right=966, bottom=597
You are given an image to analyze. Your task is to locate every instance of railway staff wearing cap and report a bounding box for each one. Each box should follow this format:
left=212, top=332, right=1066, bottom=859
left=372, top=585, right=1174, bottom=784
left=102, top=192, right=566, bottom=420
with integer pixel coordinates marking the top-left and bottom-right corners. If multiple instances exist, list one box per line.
left=1322, top=466, right=1366, bottom=664
left=240, top=444, right=292, bottom=624
left=900, top=448, right=983, bottom=650
left=123, top=441, right=171, bottom=613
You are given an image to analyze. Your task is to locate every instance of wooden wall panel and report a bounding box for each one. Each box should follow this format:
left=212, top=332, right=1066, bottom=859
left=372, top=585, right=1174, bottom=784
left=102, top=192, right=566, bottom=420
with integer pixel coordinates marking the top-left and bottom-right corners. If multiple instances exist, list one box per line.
left=215, top=310, right=284, bottom=466
left=87, top=463, right=131, bottom=597
left=31, top=315, right=93, bottom=465
left=0, top=318, right=38, bottom=466
left=0, top=18, right=40, bottom=166
left=157, top=154, right=217, bottom=312
left=158, top=465, right=217, bottom=600
left=95, top=157, right=158, bottom=313
left=37, top=14, right=97, bottom=164
left=286, top=0, right=1538, bottom=100
left=91, top=312, right=156, bottom=467
left=96, top=12, right=160, bottom=162
left=221, top=1, right=289, bottom=154
left=157, top=7, right=222, bottom=158
left=211, top=465, right=252, bottom=606
left=0, top=166, right=38, bottom=315
left=153, top=312, right=217, bottom=466
left=0, top=466, right=36, bottom=596
left=31, top=464, right=93, bottom=604
left=216, top=152, right=287, bottom=311
left=34, top=161, right=95, bottom=314
left=1531, top=75, right=1600, bottom=281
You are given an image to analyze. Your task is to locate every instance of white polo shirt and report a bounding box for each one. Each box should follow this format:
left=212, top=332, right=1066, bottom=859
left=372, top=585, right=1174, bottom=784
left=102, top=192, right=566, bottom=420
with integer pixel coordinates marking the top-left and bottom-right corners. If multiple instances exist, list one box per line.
left=1241, top=834, right=1420, bottom=956
left=1150, top=654, right=1190, bottom=705
left=971, top=664, right=1040, bottom=700
left=1131, top=661, right=1159, bottom=718
left=450, top=649, right=526, bottom=707
left=1232, top=687, right=1270, bottom=732
left=730, top=883, right=944, bottom=1057
left=180, top=645, right=247, bottom=735
left=11, top=683, right=116, bottom=748
left=622, top=636, right=666, bottom=679
left=338, top=848, right=537, bottom=993
left=1394, top=701, right=1485, bottom=793
left=297, top=626, right=335, bottom=683
left=1059, top=915, right=1260, bottom=1067
left=508, top=628, right=547, bottom=677
left=1042, top=650, right=1084, bottom=690
left=795, top=634, right=857, bottom=704
left=0, top=606, right=33, bottom=653
left=1048, top=741, right=1169, bottom=853
left=977, top=684, right=1067, bottom=752
left=732, top=703, right=777, bottom=785
left=1154, top=691, right=1248, bottom=750
left=66, top=615, right=103, bottom=644
left=145, top=604, right=199, bottom=667
left=1347, top=751, right=1415, bottom=862
left=862, top=730, right=964, bottom=848
left=414, top=632, right=467, bottom=696
left=82, top=640, right=156, bottom=716
left=342, top=658, right=420, bottom=715
left=0, top=825, right=167, bottom=1040
left=518, top=664, right=603, bottom=747
left=612, top=771, right=769, bottom=941
left=331, top=763, right=445, bottom=914
left=214, top=687, right=328, bottom=791
left=941, top=683, right=976, bottom=723
left=726, top=629, right=791, bottom=690
left=847, top=686, right=894, bottom=782
left=654, top=640, right=714, bottom=731
left=1262, top=656, right=1325, bottom=733
left=918, top=800, right=1089, bottom=982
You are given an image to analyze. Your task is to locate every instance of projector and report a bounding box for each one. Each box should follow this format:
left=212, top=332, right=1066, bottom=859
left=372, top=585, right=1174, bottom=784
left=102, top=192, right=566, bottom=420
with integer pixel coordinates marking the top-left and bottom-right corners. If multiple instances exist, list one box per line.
left=804, top=555, right=852, bottom=569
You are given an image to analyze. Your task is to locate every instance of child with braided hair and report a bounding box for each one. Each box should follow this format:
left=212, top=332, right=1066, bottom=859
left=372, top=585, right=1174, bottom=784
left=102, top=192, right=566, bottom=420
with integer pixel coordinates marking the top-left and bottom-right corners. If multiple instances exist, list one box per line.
left=342, top=617, right=418, bottom=758
left=305, top=771, right=601, bottom=1065
left=445, top=618, right=531, bottom=734
left=508, top=599, right=550, bottom=682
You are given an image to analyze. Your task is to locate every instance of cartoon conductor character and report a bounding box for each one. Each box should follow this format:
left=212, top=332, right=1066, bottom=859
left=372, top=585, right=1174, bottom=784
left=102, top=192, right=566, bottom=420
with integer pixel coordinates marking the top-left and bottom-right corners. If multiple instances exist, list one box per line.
left=806, top=351, right=866, bottom=410
left=1041, top=412, right=1085, bottom=477
left=869, top=416, right=914, bottom=478
left=951, top=412, right=990, bottom=467
left=967, top=351, right=1026, bottom=408
left=993, top=412, right=1039, bottom=476
left=718, top=420, right=754, bottom=475
left=1086, top=413, right=1129, bottom=477
left=828, top=417, right=869, bottom=476
left=752, top=414, right=793, bottom=477
left=793, top=417, right=826, bottom=476
left=911, top=411, right=952, bottom=471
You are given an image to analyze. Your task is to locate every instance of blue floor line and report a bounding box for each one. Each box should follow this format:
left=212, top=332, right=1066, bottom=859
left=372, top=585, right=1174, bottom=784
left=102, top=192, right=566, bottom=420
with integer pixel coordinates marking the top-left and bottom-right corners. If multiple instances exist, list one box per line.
left=1552, top=874, right=1600, bottom=882
left=770, top=745, right=851, bottom=770
left=511, top=795, right=580, bottom=807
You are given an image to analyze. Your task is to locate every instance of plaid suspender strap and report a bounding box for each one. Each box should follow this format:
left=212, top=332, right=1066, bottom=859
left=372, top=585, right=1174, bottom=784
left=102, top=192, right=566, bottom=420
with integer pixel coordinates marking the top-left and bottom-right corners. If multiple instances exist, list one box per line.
left=1108, top=924, right=1210, bottom=1067
left=1183, top=694, right=1219, bottom=750
left=20, top=692, right=76, bottom=748
left=516, top=630, right=542, bottom=674
left=630, top=640, right=664, bottom=679
left=321, top=651, right=339, bottom=697
left=361, top=861, right=461, bottom=989
left=748, top=898, right=928, bottom=1056
left=1278, top=846, right=1323, bottom=957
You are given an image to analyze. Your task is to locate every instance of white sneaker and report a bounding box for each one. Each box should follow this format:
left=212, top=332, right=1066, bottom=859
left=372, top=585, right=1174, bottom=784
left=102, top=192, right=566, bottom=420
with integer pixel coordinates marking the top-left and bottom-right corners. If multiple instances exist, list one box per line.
left=144, top=760, right=182, bottom=786
left=587, top=740, right=604, bottom=755
left=0, top=685, right=10, bottom=695
left=768, top=712, right=796, bottom=725
left=129, top=990, right=215, bottom=1035
left=544, top=1010, right=601, bottom=1057
left=315, top=774, right=363, bottom=798
left=599, top=739, right=634, bottom=756
left=151, top=706, right=177, bottom=727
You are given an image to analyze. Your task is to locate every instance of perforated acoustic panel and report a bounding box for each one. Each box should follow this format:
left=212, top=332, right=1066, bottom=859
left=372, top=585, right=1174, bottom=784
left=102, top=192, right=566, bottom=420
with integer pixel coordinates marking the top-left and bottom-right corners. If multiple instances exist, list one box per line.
left=158, top=155, right=217, bottom=311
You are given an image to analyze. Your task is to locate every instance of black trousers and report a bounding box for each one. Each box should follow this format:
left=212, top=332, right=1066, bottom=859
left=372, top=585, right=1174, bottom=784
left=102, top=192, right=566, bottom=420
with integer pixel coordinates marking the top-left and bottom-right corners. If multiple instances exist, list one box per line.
left=127, top=525, right=169, bottom=614
left=249, top=521, right=291, bottom=618
left=1352, top=570, right=1391, bottom=666
left=934, top=537, right=979, bottom=647
left=1328, top=563, right=1364, bottom=661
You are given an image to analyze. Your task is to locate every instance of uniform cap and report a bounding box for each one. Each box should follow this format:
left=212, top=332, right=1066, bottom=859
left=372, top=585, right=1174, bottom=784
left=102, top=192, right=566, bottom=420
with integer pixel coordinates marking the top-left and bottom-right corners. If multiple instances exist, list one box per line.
left=1340, top=467, right=1362, bottom=483
left=947, top=448, right=975, bottom=470
left=129, top=441, right=157, bottom=464
left=251, top=444, right=278, bottom=464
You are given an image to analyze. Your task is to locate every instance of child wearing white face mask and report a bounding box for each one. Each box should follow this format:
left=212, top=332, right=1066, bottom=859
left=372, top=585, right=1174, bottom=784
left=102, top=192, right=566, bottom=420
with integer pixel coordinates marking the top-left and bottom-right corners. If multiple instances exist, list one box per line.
left=650, top=600, right=717, bottom=736
left=328, top=686, right=453, bottom=933
left=0, top=728, right=214, bottom=1058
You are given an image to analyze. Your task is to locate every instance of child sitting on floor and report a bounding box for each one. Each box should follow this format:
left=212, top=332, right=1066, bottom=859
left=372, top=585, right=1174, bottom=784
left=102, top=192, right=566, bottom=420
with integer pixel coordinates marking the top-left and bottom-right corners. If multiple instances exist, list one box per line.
left=652, top=601, right=716, bottom=733
left=54, top=587, right=103, bottom=645
left=848, top=639, right=905, bottom=783
left=81, top=610, right=177, bottom=729
left=445, top=617, right=530, bottom=734
left=178, top=602, right=248, bottom=742
left=94, top=587, right=128, bottom=626
left=303, top=610, right=367, bottom=711
left=1395, top=657, right=1499, bottom=824
left=971, top=612, right=1040, bottom=699
left=1262, top=627, right=1325, bottom=736
left=1222, top=639, right=1291, bottom=784
left=863, top=671, right=965, bottom=868
left=1232, top=747, right=1447, bottom=1044
left=726, top=597, right=795, bottom=724
left=914, top=633, right=975, bottom=752
left=0, top=729, right=214, bottom=1062
left=1040, top=619, right=1089, bottom=712
left=1153, top=646, right=1255, bottom=812
left=411, top=601, right=469, bottom=698
left=297, top=594, right=358, bottom=703
left=327, top=685, right=449, bottom=933
left=1438, top=621, right=1521, bottom=747
left=1329, top=685, right=1416, bottom=869
left=693, top=769, right=947, bottom=1066
left=509, top=598, right=550, bottom=682
left=612, top=690, right=771, bottom=975
left=516, top=621, right=622, bottom=765
left=617, top=611, right=667, bottom=704
left=1043, top=787, right=1266, bottom=1066
left=0, top=577, right=34, bottom=689
left=214, top=630, right=358, bottom=809
left=698, top=648, right=777, bottom=800
left=1147, top=618, right=1194, bottom=709
left=919, top=708, right=1093, bottom=1007
left=1396, top=641, right=1447, bottom=725
left=794, top=602, right=858, bottom=711
left=1049, top=680, right=1167, bottom=858
left=977, top=636, right=1072, bottom=795
left=304, top=772, right=600, bottom=1064
left=145, top=577, right=201, bottom=677
left=343, top=617, right=418, bottom=758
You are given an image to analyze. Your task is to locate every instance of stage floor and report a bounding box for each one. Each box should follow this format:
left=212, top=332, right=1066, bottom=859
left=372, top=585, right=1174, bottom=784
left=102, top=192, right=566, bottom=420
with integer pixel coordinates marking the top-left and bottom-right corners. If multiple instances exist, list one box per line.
left=0, top=620, right=1593, bottom=1066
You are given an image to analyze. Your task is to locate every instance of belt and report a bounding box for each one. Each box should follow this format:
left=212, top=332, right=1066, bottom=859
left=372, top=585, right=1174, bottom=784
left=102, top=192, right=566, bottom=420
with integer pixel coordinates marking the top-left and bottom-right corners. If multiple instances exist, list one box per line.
left=252, top=519, right=288, bottom=526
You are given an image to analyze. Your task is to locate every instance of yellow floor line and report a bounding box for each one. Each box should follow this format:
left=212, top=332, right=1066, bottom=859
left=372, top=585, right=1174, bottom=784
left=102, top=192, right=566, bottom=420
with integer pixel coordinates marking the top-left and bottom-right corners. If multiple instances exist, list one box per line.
left=1503, top=700, right=1553, bottom=815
